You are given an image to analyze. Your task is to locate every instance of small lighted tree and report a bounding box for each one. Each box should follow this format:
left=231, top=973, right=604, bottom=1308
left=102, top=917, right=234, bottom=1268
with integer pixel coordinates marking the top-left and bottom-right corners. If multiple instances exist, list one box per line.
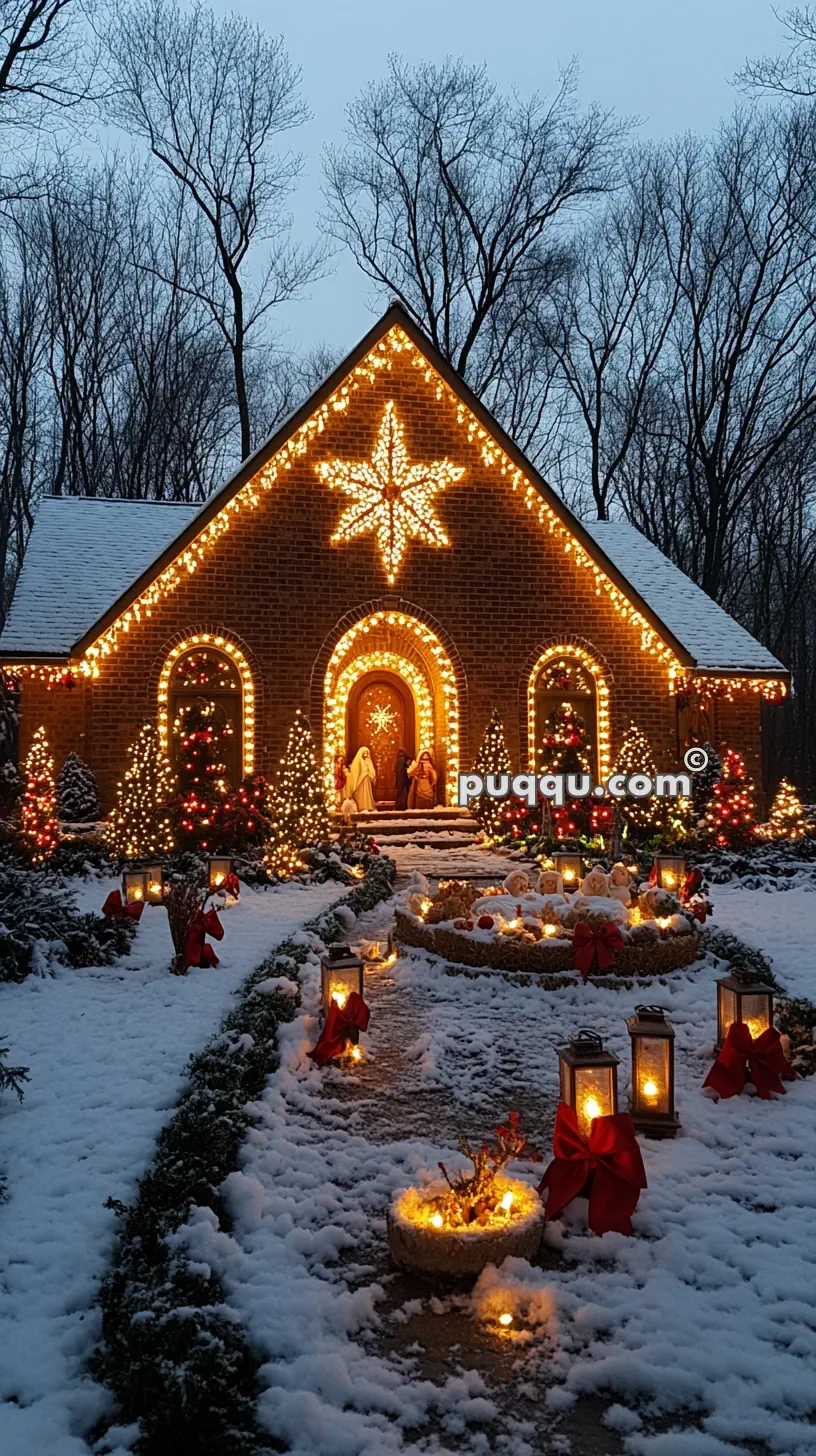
left=267, top=711, right=328, bottom=870
left=766, top=778, right=809, bottom=840
left=703, top=748, right=758, bottom=848
left=19, top=726, right=59, bottom=863
left=109, top=723, right=176, bottom=859
left=470, top=709, right=512, bottom=838
left=171, top=700, right=234, bottom=852
left=613, top=723, right=662, bottom=835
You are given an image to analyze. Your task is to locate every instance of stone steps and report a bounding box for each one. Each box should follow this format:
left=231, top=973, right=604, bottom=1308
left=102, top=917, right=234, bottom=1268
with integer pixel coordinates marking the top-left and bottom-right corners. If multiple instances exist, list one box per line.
left=345, top=806, right=478, bottom=849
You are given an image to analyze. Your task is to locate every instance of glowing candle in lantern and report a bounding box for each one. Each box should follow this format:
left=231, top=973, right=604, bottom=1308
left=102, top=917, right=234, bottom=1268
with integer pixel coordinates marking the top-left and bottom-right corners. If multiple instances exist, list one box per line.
left=500, top=1190, right=514, bottom=1212
left=627, top=1005, right=680, bottom=1137
left=498, top=1312, right=513, bottom=1327
left=556, top=1030, right=620, bottom=1139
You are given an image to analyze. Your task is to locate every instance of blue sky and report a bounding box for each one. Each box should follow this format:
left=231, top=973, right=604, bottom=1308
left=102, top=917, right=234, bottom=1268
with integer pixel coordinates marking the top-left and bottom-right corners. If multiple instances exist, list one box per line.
left=221, top=0, right=782, bottom=353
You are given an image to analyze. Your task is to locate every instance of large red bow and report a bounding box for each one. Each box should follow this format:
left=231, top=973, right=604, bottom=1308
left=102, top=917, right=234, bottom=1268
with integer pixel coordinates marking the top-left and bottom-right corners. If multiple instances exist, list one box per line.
left=538, top=1103, right=647, bottom=1235
left=681, top=868, right=703, bottom=905
left=309, top=991, right=370, bottom=1065
left=184, top=907, right=225, bottom=969
left=224, top=872, right=240, bottom=899
left=102, top=890, right=144, bottom=923
left=572, top=921, right=624, bottom=977
left=703, top=1022, right=796, bottom=1100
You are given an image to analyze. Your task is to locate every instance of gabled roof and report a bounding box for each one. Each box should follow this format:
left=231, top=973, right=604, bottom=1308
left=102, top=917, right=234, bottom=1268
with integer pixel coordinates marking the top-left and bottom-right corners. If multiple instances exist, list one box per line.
left=583, top=523, right=784, bottom=673
left=0, top=302, right=787, bottom=677
left=0, top=497, right=203, bottom=657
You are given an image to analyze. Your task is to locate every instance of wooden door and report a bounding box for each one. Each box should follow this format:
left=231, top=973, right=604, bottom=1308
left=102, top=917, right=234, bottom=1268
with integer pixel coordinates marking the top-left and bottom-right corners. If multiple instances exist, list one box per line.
left=349, top=674, right=414, bottom=805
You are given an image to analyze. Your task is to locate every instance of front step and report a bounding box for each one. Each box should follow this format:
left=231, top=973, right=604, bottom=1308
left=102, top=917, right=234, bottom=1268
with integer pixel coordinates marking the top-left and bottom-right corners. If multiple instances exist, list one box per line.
left=345, top=806, right=478, bottom=849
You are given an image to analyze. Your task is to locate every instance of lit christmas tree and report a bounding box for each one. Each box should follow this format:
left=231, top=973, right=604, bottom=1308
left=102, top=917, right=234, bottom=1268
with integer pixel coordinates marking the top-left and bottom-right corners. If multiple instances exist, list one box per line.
left=172, top=701, right=233, bottom=852
left=109, top=722, right=176, bottom=859
left=613, top=723, right=661, bottom=834
left=57, top=752, right=101, bottom=825
left=267, top=711, right=328, bottom=873
left=766, top=778, right=809, bottom=840
left=539, top=701, right=592, bottom=838
left=19, top=726, right=59, bottom=863
left=219, top=774, right=273, bottom=852
left=470, top=709, right=512, bottom=838
left=703, top=748, right=757, bottom=848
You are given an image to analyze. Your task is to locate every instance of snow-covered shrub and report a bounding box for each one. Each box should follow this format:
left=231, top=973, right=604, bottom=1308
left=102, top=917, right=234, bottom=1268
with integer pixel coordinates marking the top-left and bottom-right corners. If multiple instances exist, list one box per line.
left=0, top=862, right=134, bottom=981
left=94, top=856, right=396, bottom=1453
left=57, top=752, right=101, bottom=824
left=0, top=759, right=24, bottom=819
left=0, top=1040, right=29, bottom=1202
left=48, top=833, right=114, bottom=880
left=701, top=928, right=781, bottom=987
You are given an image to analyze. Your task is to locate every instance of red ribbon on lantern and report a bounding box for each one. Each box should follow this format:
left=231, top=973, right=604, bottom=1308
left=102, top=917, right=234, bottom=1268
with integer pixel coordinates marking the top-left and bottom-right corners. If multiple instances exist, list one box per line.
left=681, top=868, right=703, bottom=905
left=538, top=1103, right=647, bottom=1235
left=308, top=991, right=370, bottom=1065
left=703, top=1022, right=796, bottom=1100
left=572, top=921, right=624, bottom=978
left=224, top=872, right=240, bottom=899
left=184, top=907, right=225, bottom=969
left=102, top=890, right=144, bottom=923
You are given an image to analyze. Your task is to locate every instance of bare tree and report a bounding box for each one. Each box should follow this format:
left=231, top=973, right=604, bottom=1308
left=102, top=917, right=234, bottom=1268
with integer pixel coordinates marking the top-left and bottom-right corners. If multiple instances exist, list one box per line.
left=323, top=56, right=625, bottom=451
left=652, top=110, right=816, bottom=601
left=103, top=0, right=322, bottom=460
left=0, top=0, right=91, bottom=124
left=0, top=209, right=46, bottom=607
left=737, top=6, right=816, bottom=95
left=544, top=150, right=679, bottom=518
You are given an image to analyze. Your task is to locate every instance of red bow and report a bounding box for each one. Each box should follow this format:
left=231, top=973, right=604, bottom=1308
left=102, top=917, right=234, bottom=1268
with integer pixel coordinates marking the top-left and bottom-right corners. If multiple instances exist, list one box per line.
left=309, top=991, right=370, bottom=1065
left=102, top=890, right=144, bottom=923
left=538, top=1103, right=647, bottom=1235
left=224, top=873, right=240, bottom=899
left=703, top=1022, right=796, bottom=1100
left=681, top=868, right=703, bottom=905
left=184, top=907, right=225, bottom=969
left=572, top=921, right=624, bottom=977
left=691, top=900, right=707, bottom=924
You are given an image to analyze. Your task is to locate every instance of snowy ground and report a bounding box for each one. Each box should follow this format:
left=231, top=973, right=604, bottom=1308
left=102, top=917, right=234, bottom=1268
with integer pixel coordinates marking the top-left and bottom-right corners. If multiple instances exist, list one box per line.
left=185, top=879, right=816, bottom=1456
left=0, top=874, right=346, bottom=1456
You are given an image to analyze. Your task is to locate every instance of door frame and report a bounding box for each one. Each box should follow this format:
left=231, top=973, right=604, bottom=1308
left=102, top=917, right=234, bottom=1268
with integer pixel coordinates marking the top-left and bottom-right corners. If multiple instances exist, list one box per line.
left=346, top=670, right=416, bottom=803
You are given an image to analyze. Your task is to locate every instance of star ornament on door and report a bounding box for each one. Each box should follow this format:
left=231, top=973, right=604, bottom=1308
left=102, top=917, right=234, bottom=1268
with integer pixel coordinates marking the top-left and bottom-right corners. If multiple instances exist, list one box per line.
left=316, top=400, right=465, bottom=584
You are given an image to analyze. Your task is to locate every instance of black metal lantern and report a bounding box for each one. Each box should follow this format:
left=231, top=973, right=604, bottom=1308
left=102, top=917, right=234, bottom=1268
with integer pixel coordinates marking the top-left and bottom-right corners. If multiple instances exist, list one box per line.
left=716, top=972, right=775, bottom=1049
left=207, top=856, right=233, bottom=892
left=552, top=850, right=582, bottom=889
left=320, top=945, right=365, bottom=1027
left=122, top=869, right=149, bottom=905
left=653, top=853, right=686, bottom=894
left=146, top=865, right=165, bottom=905
left=557, top=1029, right=620, bottom=1137
left=627, top=1005, right=680, bottom=1137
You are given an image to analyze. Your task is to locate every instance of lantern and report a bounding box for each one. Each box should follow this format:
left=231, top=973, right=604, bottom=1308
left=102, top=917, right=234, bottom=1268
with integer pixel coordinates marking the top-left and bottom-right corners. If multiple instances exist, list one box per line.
left=320, top=944, right=365, bottom=1027
left=122, top=870, right=149, bottom=905
left=653, top=853, right=686, bottom=893
left=627, top=1005, right=680, bottom=1137
left=552, top=850, right=582, bottom=888
left=716, top=972, right=775, bottom=1049
left=556, top=1029, right=619, bottom=1137
left=146, top=865, right=165, bottom=905
left=207, top=856, right=233, bottom=892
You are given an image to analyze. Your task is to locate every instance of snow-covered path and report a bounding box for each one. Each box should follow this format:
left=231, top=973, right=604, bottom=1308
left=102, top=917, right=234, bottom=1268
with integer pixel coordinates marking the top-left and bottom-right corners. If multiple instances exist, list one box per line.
left=0, top=876, right=345, bottom=1456
left=196, top=880, right=816, bottom=1456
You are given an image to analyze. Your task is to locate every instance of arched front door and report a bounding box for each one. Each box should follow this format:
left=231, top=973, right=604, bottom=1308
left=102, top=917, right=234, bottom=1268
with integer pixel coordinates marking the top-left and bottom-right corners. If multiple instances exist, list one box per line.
left=347, top=671, right=416, bottom=806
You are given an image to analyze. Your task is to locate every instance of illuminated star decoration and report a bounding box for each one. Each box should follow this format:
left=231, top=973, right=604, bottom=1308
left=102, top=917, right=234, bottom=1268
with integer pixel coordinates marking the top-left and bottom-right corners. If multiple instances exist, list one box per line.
left=317, top=400, right=464, bottom=584
left=368, top=701, right=398, bottom=735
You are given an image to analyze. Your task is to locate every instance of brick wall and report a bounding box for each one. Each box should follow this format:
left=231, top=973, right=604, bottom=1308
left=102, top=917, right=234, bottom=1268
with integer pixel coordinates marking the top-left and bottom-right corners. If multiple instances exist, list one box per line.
left=16, top=349, right=765, bottom=808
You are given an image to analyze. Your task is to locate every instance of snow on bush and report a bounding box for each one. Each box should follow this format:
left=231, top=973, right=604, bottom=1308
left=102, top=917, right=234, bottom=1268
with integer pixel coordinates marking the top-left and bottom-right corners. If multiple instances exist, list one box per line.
left=0, top=859, right=133, bottom=981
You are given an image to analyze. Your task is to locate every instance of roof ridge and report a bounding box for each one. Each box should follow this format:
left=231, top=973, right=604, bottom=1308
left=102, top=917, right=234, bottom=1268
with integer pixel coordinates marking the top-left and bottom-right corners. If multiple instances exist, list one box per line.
left=39, top=494, right=205, bottom=508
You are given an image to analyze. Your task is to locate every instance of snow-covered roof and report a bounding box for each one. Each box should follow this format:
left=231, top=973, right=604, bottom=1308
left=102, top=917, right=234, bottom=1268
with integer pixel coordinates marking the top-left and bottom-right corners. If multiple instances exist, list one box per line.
left=582, top=520, right=784, bottom=672
left=0, top=496, right=203, bottom=656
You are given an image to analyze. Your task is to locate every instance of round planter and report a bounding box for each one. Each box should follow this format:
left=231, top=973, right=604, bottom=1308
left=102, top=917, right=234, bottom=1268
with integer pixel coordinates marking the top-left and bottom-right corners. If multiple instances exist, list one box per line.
left=394, top=909, right=701, bottom=980
left=387, top=1176, right=544, bottom=1277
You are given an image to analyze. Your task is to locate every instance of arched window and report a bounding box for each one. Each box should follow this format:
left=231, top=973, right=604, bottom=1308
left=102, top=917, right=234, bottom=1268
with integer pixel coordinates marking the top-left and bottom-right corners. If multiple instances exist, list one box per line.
left=530, top=653, right=602, bottom=779
left=167, top=647, right=242, bottom=784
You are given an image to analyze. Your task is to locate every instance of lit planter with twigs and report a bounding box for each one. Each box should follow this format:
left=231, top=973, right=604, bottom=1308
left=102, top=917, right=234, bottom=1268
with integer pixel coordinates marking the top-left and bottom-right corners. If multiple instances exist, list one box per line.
left=387, top=1113, right=544, bottom=1276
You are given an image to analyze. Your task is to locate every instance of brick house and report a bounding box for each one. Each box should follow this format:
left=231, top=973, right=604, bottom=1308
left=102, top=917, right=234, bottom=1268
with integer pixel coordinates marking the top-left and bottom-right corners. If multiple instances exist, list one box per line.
left=0, top=304, right=788, bottom=813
